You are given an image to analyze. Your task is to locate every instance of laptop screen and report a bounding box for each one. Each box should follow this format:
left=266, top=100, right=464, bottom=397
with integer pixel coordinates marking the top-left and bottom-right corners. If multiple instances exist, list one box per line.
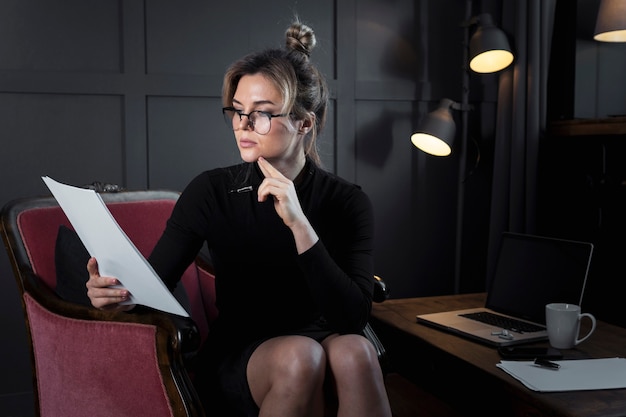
left=486, top=232, right=594, bottom=325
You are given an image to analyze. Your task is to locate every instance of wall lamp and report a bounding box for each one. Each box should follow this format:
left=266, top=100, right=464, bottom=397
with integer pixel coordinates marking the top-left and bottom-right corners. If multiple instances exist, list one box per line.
left=594, top=0, right=626, bottom=42
left=410, top=1, right=514, bottom=293
left=411, top=99, right=461, bottom=157
left=469, top=13, right=515, bottom=73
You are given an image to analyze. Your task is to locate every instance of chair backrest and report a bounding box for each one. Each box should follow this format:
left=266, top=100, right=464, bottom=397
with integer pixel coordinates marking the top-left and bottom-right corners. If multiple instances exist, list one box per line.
left=3, top=190, right=217, bottom=338
left=1, top=190, right=217, bottom=417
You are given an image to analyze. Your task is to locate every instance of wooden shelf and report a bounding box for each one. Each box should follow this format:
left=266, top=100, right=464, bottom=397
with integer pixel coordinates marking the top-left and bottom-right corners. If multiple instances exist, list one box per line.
left=549, top=117, right=626, bottom=136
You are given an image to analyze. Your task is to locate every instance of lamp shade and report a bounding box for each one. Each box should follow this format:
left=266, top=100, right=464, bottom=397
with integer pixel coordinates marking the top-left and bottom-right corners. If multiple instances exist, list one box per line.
left=469, top=14, right=514, bottom=73
left=411, top=99, right=456, bottom=157
left=594, top=0, right=626, bottom=42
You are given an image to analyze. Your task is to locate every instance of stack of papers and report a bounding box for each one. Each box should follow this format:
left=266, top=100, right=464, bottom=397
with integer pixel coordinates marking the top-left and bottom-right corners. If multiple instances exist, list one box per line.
left=497, top=357, right=626, bottom=392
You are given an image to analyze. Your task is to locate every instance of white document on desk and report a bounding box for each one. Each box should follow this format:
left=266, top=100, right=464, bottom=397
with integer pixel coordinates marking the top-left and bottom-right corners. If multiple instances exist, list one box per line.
left=498, top=357, right=626, bottom=392
left=42, top=176, right=188, bottom=317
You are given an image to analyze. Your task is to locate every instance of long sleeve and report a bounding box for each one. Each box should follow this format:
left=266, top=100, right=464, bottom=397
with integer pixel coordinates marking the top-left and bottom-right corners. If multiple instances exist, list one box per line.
left=295, top=168, right=375, bottom=333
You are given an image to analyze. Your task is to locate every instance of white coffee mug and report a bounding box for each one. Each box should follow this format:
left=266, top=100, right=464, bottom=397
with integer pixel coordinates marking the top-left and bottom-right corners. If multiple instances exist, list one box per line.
left=545, top=303, right=596, bottom=349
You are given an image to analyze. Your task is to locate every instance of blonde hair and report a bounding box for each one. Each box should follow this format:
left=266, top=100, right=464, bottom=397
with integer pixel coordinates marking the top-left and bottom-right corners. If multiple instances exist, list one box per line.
left=222, top=20, right=328, bottom=165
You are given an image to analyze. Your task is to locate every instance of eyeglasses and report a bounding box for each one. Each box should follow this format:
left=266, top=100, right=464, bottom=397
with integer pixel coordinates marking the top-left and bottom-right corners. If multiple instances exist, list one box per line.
left=222, top=107, right=290, bottom=135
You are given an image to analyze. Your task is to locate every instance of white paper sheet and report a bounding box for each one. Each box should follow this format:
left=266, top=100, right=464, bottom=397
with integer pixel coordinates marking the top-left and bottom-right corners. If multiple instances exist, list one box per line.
left=497, top=357, right=626, bottom=392
left=42, top=176, right=188, bottom=317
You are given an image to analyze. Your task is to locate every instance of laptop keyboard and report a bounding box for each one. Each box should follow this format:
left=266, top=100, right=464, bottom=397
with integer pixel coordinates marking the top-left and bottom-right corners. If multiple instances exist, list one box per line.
left=459, top=311, right=544, bottom=334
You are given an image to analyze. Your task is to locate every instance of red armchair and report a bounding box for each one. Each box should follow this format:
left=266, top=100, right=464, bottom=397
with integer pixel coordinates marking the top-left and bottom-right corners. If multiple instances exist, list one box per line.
left=1, top=190, right=215, bottom=417
left=1, top=188, right=389, bottom=417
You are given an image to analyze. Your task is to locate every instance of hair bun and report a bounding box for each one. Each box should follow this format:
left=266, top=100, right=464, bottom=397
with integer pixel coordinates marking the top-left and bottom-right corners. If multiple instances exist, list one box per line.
left=285, top=21, right=316, bottom=57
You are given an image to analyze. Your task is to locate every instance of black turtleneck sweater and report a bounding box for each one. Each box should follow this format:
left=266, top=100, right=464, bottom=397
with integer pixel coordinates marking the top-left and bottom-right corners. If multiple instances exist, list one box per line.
left=148, top=160, right=374, bottom=356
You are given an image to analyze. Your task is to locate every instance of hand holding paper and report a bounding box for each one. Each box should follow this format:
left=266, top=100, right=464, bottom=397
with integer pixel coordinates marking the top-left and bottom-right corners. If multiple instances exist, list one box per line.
left=86, top=256, right=134, bottom=311
left=42, top=176, right=188, bottom=317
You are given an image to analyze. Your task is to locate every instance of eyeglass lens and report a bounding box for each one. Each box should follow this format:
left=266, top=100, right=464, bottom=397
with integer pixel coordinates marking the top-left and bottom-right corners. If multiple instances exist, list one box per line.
left=223, top=109, right=272, bottom=135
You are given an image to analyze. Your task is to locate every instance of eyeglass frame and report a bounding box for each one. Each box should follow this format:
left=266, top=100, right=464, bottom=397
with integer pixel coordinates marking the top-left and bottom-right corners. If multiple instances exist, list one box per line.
left=222, top=106, right=291, bottom=135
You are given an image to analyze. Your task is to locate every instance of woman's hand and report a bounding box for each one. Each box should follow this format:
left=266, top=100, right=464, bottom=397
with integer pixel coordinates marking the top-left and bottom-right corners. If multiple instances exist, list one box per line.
left=86, top=257, right=135, bottom=311
left=257, top=157, right=306, bottom=228
left=257, top=157, right=318, bottom=253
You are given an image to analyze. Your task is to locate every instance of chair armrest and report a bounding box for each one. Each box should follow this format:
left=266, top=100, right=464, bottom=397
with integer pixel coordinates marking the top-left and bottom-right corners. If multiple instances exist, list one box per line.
left=363, top=322, right=390, bottom=373
left=131, top=306, right=201, bottom=356
left=22, top=270, right=204, bottom=417
left=367, top=275, right=391, bottom=373
left=373, top=275, right=389, bottom=303
left=24, top=270, right=201, bottom=355
left=194, top=251, right=215, bottom=276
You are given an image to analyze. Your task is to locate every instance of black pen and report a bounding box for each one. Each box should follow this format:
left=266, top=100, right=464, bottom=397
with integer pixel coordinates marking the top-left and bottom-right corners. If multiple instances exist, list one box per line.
left=534, top=358, right=560, bottom=370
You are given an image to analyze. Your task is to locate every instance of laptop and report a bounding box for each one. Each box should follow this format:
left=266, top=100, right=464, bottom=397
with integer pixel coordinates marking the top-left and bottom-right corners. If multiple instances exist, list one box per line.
left=416, top=232, right=594, bottom=347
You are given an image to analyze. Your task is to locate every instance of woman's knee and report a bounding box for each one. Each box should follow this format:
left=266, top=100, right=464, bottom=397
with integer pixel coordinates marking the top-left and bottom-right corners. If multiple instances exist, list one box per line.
left=279, top=336, right=327, bottom=379
left=247, top=337, right=329, bottom=414
left=250, top=336, right=327, bottom=387
left=324, top=334, right=380, bottom=374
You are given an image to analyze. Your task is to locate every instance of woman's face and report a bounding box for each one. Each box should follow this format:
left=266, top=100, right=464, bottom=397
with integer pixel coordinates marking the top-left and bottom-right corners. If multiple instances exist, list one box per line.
left=230, top=73, right=303, bottom=166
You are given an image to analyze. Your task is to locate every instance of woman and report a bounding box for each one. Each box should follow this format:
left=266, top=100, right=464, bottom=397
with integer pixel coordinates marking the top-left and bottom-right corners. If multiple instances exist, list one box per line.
left=86, top=19, right=392, bottom=417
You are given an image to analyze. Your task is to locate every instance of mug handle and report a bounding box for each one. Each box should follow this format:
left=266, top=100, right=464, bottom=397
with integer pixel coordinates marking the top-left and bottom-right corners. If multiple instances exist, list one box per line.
left=575, top=313, right=597, bottom=345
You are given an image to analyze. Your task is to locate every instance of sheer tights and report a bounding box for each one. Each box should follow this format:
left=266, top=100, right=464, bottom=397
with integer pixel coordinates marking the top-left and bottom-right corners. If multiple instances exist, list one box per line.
left=247, top=334, right=392, bottom=417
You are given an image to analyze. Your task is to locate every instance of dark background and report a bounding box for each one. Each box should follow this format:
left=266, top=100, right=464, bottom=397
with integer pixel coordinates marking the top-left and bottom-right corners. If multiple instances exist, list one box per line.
left=1, top=0, right=624, bottom=415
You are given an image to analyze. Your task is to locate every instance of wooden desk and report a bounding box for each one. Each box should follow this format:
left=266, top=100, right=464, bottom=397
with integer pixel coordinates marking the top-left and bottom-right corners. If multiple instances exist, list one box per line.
left=371, top=293, right=626, bottom=417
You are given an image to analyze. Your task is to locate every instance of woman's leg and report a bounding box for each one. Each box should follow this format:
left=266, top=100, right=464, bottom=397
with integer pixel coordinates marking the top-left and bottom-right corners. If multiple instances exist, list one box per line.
left=247, top=335, right=327, bottom=417
left=322, top=334, right=392, bottom=417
